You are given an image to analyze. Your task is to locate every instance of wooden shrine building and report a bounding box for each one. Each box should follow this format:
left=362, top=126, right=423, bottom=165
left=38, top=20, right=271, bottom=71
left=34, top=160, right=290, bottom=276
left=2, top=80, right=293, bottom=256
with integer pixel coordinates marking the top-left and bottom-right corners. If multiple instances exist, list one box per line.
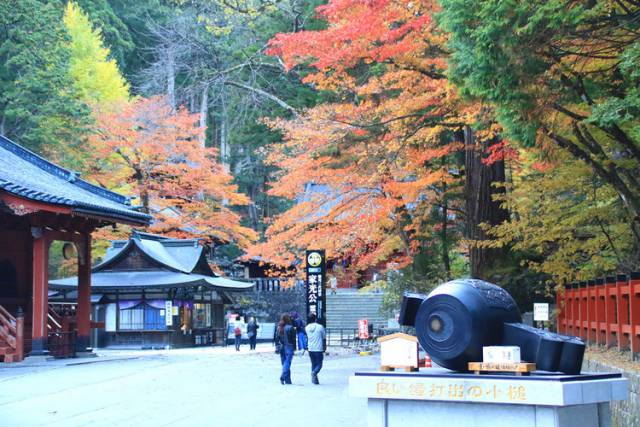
left=0, top=135, right=151, bottom=361
left=49, top=232, right=254, bottom=348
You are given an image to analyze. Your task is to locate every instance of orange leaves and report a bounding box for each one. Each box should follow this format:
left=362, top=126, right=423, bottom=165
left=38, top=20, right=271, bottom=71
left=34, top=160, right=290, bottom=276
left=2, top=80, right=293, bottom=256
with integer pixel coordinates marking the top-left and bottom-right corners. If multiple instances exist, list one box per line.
left=87, top=96, right=256, bottom=247
left=249, top=0, right=472, bottom=272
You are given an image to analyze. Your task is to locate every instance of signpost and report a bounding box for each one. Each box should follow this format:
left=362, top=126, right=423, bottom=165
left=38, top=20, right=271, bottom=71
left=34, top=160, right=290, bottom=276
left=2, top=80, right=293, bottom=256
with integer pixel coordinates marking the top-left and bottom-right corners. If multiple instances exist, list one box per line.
left=533, top=303, right=549, bottom=330
left=305, top=249, right=326, bottom=325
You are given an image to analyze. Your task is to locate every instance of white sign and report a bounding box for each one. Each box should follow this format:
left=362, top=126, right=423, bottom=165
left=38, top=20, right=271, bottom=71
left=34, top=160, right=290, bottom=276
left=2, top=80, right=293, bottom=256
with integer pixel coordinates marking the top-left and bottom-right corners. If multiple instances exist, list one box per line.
left=533, top=303, right=549, bottom=322
left=165, top=300, right=173, bottom=326
left=483, top=346, right=521, bottom=363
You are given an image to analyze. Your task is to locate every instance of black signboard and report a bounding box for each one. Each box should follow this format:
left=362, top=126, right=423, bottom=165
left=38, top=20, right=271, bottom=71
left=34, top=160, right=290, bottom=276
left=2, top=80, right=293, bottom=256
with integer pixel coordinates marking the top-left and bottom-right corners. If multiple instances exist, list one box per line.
left=305, top=249, right=326, bottom=325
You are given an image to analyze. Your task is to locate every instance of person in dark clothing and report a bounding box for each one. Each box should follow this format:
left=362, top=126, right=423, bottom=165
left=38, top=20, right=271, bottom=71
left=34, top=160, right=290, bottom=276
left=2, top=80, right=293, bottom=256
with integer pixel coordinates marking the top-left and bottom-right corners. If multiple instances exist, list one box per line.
left=291, top=312, right=307, bottom=353
left=246, top=317, right=259, bottom=350
left=276, top=313, right=296, bottom=384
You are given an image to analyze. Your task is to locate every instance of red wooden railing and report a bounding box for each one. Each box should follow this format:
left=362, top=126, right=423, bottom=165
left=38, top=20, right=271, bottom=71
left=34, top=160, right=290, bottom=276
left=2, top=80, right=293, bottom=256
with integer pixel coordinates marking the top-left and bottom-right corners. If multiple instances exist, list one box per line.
left=0, top=305, right=24, bottom=362
left=557, top=272, right=640, bottom=355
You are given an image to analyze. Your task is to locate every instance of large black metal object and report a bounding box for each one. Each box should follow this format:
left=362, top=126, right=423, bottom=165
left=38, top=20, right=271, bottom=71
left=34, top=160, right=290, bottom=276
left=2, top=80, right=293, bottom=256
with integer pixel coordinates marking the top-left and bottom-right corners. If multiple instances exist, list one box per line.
left=400, top=279, right=585, bottom=374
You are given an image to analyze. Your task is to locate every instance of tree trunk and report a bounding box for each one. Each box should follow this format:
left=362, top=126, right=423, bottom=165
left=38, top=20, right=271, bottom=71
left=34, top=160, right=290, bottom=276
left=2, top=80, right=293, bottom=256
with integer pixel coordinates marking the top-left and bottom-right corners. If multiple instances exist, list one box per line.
left=199, top=85, right=209, bottom=148
left=166, top=48, right=176, bottom=110
left=463, top=126, right=509, bottom=280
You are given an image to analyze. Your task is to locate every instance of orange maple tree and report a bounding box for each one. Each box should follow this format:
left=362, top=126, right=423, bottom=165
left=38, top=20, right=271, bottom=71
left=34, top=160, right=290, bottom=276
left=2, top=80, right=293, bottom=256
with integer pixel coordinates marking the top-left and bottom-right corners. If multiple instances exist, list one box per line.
left=246, top=0, right=477, bottom=272
left=88, top=96, right=257, bottom=247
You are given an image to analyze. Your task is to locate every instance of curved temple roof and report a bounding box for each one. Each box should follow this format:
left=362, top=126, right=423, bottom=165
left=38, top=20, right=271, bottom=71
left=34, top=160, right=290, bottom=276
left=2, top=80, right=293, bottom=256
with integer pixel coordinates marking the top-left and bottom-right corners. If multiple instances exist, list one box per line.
left=50, top=232, right=253, bottom=292
left=0, top=135, right=151, bottom=225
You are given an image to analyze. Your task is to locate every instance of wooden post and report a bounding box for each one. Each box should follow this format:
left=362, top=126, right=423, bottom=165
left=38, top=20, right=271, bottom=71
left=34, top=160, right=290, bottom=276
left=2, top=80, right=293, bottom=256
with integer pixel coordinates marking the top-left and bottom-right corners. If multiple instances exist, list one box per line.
left=604, top=276, right=616, bottom=348
left=629, top=272, right=640, bottom=355
left=615, top=275, right=627, bottom=350
left=595, top=278, right=604, bottom=345
left=30, top=228, right=49, bottom=355
left=75, top=233, right=92, bottom=352
left=15, top=307, right=24, bottom=361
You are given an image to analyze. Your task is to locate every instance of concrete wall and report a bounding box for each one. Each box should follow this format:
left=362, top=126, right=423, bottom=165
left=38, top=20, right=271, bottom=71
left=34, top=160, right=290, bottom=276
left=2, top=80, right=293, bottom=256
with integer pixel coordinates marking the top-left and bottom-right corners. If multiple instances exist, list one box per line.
left=581, top=358, right=640, bottom=427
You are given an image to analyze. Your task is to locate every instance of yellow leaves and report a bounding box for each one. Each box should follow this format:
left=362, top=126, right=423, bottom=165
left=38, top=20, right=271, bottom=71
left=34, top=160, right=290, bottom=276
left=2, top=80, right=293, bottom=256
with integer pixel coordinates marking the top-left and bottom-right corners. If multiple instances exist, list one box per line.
left=63, top=2, right=129, bottom=106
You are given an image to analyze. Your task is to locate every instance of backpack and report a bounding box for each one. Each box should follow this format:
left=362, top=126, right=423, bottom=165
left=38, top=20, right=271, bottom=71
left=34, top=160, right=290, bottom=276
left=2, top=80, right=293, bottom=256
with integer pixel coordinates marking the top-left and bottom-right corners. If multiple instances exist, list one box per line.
left=234, top=326, right=241, bottom=337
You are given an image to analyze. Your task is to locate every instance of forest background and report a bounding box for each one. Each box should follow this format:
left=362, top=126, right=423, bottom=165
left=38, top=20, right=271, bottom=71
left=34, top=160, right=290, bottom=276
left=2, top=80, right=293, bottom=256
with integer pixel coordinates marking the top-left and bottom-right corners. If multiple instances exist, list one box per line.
left=2, top=0, right=639, bottom=310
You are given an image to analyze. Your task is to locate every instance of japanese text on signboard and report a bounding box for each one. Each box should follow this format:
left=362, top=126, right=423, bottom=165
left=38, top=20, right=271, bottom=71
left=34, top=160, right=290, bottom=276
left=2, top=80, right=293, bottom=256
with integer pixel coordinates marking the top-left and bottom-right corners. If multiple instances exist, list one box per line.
left=306, top=250, right=326, bottom=323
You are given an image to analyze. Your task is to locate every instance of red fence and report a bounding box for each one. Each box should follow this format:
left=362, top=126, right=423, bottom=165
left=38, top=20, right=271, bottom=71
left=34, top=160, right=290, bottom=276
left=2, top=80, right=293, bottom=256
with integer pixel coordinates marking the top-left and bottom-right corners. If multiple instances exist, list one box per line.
left=556, top=273, right=640, bottom=355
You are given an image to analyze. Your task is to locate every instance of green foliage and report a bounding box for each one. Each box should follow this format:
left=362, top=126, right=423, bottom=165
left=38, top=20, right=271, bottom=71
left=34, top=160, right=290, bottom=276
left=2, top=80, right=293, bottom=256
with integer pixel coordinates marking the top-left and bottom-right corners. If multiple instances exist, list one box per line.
left=0, top=0, right=90, bottom=158
left=486, top=152, right=636, bottom=283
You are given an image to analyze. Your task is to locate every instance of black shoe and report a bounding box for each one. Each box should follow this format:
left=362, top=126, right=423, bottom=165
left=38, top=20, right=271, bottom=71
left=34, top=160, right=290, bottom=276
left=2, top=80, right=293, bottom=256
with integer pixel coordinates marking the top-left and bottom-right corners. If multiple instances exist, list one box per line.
left=312, top=374, right=319, bottom=385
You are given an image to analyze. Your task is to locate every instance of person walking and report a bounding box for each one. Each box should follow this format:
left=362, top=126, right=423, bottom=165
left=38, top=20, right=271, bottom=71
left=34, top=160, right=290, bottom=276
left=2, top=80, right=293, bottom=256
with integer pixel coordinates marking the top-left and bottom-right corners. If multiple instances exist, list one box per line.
left=276, top=313, right=296, bottom=384
left=305, top=314, right=326, bottom=385
left=233, top=319, right=242, bottom=351
left=291, top=312, right=307, bottom=354
left=247, top=317, right=259, bottom=350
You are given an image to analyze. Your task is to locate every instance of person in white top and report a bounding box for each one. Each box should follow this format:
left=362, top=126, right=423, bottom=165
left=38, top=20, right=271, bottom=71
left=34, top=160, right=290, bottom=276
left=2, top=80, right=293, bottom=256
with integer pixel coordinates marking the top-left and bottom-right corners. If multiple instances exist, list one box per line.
left=305, top=314, right=326, bottom=384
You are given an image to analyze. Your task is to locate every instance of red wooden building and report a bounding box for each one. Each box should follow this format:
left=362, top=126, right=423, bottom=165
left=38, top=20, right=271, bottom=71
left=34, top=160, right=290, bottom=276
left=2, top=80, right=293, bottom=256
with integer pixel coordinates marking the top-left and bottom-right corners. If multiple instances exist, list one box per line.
left=0, top=135, right=151, bottom=361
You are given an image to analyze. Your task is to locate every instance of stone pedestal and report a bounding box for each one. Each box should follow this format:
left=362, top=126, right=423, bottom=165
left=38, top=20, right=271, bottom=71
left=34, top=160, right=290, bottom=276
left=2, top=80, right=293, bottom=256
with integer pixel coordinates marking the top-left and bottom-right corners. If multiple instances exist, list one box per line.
left=349, top=369, right=628, bottom=427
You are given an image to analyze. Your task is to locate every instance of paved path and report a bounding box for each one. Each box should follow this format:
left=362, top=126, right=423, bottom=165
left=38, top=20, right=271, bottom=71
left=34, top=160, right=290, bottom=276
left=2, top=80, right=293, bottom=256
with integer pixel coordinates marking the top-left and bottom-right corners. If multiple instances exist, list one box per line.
left=0, top=345, right=379, bottom=427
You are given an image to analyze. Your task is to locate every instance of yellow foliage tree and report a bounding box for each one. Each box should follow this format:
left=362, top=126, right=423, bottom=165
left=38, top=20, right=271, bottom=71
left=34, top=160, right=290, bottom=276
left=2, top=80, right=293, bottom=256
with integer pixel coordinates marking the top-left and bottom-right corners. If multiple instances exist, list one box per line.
left=63, top=1, right=129, bottom=106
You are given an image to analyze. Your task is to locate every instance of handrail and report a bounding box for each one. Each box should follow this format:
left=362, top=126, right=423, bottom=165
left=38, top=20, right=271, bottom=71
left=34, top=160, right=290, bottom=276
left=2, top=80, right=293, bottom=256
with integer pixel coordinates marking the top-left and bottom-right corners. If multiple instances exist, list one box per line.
left=47, top=306, right=63, bottom=331
left=0, top=305, right=17, bottom=335
left=0, top=304, right=23, bottom=362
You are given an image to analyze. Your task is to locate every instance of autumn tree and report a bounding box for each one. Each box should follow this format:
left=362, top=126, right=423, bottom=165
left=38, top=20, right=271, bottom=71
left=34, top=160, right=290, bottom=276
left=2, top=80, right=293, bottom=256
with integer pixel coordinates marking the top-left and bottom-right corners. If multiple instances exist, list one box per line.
left=0, top=0, right=90, bottom=158
left=63, top=1, right=130, bottom=106
left=439, top=0, right=640, bottom=265
left=247, top=0, right=478, bottom=285
left=89, top=96, right=257, bottom=248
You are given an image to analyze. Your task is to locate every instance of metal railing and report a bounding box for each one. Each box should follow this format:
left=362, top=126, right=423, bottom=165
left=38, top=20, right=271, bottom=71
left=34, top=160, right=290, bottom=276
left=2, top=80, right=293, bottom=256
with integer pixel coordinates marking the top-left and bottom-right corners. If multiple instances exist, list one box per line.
left=325, top=327, right=397, bottom=349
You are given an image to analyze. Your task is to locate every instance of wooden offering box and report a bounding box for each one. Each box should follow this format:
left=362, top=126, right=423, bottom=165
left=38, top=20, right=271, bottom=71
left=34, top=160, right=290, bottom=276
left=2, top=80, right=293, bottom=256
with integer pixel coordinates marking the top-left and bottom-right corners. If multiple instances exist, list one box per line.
left=378, top=333, right=419, bottom=372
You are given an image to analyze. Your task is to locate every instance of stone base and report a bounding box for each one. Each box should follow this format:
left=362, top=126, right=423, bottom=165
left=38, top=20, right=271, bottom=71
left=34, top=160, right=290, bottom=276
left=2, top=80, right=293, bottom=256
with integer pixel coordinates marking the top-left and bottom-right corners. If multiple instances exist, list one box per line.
left=367, top=398, right=611, bottom=427
left=350, top=370, right=629, bottom=427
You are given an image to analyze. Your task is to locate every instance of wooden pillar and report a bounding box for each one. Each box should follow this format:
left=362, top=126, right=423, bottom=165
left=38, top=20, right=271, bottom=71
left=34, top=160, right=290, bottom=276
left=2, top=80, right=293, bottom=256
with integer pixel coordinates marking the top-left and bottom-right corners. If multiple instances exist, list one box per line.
left=604, top=276, right=616, bottom=348
left=615, top=275, right=627, bottom=350
left=629, top=272, right=640, bottom=355
left=75, top=233, right=92, bottom=352
left=30, top=227, right=49, bottom=355
left=594, top=278, right=604, bottom=345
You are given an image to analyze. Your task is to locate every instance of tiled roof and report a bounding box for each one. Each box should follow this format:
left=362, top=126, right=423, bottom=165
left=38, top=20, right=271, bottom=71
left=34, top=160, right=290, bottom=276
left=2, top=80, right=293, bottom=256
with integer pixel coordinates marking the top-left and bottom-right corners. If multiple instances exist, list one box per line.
left=0, top=135, right=151, bottom=225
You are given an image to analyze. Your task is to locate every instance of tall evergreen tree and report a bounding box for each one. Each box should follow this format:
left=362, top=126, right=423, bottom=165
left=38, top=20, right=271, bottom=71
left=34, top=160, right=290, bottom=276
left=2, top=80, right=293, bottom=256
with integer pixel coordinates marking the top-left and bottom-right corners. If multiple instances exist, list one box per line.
left=0, top=0, right=89, bottom=157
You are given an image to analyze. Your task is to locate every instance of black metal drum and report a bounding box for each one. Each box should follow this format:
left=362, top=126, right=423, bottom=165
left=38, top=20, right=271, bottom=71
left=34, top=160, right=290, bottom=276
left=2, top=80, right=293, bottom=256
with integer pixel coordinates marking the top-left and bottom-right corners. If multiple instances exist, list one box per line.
left=400, top=279, right=585, bottom=374
left=408, top=279, right=521, bottom=371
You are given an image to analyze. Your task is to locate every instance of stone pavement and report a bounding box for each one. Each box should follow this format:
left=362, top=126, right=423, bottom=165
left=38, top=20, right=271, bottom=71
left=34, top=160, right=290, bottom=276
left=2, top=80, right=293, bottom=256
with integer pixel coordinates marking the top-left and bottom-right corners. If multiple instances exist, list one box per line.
left=0, top=344, right=379, bottom=427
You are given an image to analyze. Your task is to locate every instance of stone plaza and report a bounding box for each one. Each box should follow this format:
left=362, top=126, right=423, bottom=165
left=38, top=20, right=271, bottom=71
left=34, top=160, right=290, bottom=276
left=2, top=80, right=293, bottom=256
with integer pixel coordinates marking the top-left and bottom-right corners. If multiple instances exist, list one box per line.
left=0, top=345, right=378, bottom=427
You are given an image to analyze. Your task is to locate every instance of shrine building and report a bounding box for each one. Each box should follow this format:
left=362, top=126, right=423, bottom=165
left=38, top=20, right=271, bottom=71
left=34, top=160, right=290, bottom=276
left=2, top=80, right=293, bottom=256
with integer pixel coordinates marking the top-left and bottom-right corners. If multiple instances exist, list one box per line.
left=49, top=231, right=253, bottom=349
left=0, top=135, right=151, bottom=361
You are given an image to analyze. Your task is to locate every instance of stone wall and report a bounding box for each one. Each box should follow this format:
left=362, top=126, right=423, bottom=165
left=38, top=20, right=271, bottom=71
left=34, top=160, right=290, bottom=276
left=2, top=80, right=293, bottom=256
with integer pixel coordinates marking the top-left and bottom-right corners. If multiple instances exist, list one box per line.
left=234, top=289, right=306, bottom=323
left=582, top=358, right=640, bottom=427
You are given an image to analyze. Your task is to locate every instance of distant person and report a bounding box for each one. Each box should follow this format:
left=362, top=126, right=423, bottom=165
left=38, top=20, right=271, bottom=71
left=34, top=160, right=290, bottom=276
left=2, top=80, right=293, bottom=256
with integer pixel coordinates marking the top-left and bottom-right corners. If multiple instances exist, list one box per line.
left=305, top=314, right=326, bottom=385
left=329, top=276, right=338, bottom=294
left=234, top=316, right=242, bottom=351
left=276, top=313, right=296, bottom=384
left=247, top=317, right=259, bottom=350
left=291, top=312, right=307, bottom=353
